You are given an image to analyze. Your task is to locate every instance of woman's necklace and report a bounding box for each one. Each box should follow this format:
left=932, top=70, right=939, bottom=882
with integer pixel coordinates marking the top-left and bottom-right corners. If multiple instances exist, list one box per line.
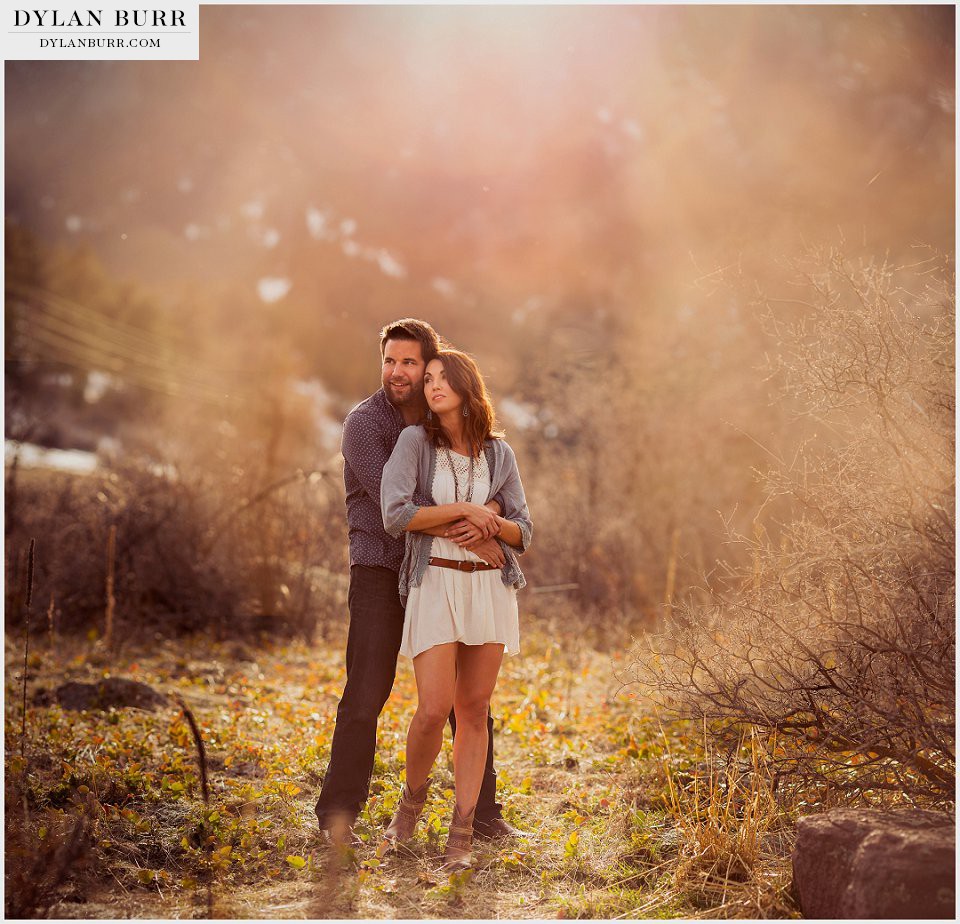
left=443, top=445, right=475, bottom=503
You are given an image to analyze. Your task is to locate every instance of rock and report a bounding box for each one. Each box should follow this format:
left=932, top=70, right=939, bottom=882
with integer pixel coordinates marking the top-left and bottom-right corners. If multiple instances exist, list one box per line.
left=55, top=678, right=168, bottom=712
left=32, top=686, right=53, bottom=706
left=792, top=807, right=955, bottom=919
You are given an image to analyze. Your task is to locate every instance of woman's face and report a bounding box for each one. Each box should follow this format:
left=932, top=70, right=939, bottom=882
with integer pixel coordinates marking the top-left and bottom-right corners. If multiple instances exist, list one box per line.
left=424, top=359, right=464, bottom=415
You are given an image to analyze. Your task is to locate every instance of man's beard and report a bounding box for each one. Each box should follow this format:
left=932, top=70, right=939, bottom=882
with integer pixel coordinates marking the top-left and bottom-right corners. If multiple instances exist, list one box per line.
left=386, top=381, right=423, bottom=407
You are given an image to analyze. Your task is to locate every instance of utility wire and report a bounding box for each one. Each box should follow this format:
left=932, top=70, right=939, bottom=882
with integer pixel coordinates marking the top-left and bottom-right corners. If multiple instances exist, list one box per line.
left=16, top=324, right=234, bottom=403
left=7, top=282, right=260, bottom=405
left=15, top=303, right=239, bottom=397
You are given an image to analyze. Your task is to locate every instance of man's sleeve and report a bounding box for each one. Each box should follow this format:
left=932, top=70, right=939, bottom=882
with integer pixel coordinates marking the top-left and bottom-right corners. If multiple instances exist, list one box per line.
left=341, top=410, right=392, bottom=504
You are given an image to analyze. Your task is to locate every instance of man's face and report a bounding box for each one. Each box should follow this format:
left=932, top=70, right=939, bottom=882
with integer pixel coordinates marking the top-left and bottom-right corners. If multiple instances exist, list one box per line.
left=381, top=338, right=427, bottom=408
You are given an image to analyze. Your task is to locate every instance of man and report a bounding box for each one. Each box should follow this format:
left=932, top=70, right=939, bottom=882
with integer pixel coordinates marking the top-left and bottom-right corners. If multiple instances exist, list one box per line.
left=314, top=318, right=520, bottom=843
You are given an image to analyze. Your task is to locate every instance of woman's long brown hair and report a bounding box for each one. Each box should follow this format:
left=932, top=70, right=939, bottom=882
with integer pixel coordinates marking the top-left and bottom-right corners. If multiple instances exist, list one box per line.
left=423, top=349, right=504, bottom=457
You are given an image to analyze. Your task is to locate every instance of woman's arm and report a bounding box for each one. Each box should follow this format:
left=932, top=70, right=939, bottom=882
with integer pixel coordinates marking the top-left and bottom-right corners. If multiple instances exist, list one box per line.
left=494, top=516, right=523, bottom=549
left=414, top=498, right=501, bottom=538
left=406, top=501, right=498, bottom=536
left=382, top=430, right=499, bottom=538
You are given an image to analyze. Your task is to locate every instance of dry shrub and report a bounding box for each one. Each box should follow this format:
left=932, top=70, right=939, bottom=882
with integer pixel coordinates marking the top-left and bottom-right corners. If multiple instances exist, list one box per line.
left=634, top=249, right=955, bottom=806
left=508, top=303, right=777, bottom=631
left=4, top=438, right=347, bottom=642
left=4, top=782, right=95, bottom=918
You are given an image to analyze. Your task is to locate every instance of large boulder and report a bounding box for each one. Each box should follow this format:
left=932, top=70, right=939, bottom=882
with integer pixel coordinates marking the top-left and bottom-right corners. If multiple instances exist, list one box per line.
left=55, top=678, right=168, bottom=712
left=792, top=807, right=955, bottom=919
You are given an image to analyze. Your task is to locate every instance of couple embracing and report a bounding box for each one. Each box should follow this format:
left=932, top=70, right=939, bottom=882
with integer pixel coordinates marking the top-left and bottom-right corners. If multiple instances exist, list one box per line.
left=314, top=318, right=533, bottom=870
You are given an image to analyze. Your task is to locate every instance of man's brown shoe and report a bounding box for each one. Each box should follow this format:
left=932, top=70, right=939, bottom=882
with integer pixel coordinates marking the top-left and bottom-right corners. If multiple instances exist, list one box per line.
left=321, top=812, right=363, bottom=848
left=473, top=816, right=523, bottom=841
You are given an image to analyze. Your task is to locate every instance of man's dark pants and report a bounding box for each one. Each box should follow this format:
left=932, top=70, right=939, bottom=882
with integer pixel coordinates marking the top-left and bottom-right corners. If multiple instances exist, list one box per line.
left=314, top=564, right=502, bottom=828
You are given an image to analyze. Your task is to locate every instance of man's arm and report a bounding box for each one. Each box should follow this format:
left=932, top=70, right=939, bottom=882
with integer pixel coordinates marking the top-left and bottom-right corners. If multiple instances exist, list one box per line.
left=341, top=410, right=392, bottom=505
left=415, top=525, right=505, bottom=567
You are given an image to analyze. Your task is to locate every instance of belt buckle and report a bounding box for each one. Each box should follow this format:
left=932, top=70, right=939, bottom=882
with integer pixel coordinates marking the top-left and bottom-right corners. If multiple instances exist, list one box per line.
left=466, top=561, right=479, bottom=573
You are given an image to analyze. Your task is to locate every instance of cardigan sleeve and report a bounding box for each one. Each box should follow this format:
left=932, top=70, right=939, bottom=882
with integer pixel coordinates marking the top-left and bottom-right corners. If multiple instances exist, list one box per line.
left=381, top=426, right=426, bottom=538
left=497, top=441, right=533, bottom=554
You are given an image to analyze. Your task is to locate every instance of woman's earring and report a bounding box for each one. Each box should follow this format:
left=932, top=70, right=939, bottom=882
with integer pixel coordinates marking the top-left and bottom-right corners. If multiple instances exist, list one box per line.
left=463, top=406, right=469, bottom=418
left=426, top=408, right=433, bottom=421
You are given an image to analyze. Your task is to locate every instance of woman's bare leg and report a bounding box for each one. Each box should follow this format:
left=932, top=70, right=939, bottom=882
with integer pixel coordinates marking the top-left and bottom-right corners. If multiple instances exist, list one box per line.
left=405, top=643, right=458, bottom=791
left=452, top=643, right=504, bottom=816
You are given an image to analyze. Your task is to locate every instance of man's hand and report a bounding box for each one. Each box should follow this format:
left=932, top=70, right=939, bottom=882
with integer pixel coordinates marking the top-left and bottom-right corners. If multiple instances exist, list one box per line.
left=465, top=536, right=507, bottom=568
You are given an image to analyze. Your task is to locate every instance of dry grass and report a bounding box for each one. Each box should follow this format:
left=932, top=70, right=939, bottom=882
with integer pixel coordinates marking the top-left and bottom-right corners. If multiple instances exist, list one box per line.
left=5, top=627, right=802, bottom=919
left=660, top=724, right=795, bottom=918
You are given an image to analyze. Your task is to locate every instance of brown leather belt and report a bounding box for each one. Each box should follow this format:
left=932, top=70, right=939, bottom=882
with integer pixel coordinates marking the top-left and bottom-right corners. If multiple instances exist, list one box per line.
left=428, top=556, right=499, bottom=573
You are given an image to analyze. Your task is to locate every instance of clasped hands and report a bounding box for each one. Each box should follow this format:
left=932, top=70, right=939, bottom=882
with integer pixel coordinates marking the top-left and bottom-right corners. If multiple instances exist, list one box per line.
left=443, top=502, right=506, bottom=568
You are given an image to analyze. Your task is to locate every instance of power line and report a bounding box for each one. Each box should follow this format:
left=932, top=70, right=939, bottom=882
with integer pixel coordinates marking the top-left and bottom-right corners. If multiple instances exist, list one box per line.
left=15, top=302, right=239, bottom=397
left=6, top=282, right=260, bottom=405
left=14, top=323, right=235, bottom=404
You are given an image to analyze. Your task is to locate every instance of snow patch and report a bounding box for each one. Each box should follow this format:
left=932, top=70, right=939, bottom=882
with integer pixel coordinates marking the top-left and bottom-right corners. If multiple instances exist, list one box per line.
left=306, top=207, right=333, bottom=240
left=257, top=277, right=291, bottom=303
left=499, top=397, right=538, bottom=430
left=432, top=277, right=456, bottom=299
left=376, top=250, right=406, bottom=278
left=242, top=200, right=264, bottom=221
left=84, top=370, right=119, bottom=403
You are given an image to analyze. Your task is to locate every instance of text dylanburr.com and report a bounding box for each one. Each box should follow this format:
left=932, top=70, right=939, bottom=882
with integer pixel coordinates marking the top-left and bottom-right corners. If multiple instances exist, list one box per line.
left=6, top=4, right=199, bottom=60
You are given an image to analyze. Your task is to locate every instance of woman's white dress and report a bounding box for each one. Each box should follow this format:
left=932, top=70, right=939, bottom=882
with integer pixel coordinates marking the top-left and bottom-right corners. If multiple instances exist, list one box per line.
left=400, top=449, right=520, bottom=659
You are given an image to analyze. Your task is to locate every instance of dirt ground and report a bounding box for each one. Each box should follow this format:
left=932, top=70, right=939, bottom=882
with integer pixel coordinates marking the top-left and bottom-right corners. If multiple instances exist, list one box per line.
left=9, top=626, right=738, bottom=920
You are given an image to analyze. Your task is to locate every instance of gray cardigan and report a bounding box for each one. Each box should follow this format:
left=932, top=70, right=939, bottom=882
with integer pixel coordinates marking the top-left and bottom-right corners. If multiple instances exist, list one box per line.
left=381, top=425, right=532, bottom=602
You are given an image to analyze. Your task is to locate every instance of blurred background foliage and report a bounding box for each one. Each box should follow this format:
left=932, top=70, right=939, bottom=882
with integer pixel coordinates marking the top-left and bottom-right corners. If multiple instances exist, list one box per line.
left=4, top=5, right=954, bottom=640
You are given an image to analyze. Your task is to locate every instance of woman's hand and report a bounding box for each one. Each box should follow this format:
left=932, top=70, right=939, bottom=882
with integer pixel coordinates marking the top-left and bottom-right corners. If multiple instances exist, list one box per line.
left=457, top=502, right=500, bottom=539
left=444, top=518, right=479, bottom=545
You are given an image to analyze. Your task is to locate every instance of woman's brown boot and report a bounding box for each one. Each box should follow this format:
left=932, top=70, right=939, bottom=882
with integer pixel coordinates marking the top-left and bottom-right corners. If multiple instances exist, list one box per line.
left=382, top=778, right=431, bottom=848
left=441, top=802, right=477, bottom=870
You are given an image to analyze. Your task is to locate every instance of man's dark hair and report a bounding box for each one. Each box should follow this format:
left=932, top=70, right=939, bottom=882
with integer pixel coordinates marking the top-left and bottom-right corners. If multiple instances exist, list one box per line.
left=379, top=318, right=442, bottom=363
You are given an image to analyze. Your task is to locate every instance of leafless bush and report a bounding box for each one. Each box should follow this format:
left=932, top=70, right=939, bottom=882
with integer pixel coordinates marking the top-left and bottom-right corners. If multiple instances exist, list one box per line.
left=4, top=787, right=94, bottom=918
left=633, top=249, right=955, bottom=805
left=4, top=441, right=347, bottom=642
left=509, top=303, right=778, bottom=631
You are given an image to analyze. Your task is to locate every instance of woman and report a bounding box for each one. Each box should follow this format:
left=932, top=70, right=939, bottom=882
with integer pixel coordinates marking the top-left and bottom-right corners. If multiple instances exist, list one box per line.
left=380, top=349, right=532, bottom=869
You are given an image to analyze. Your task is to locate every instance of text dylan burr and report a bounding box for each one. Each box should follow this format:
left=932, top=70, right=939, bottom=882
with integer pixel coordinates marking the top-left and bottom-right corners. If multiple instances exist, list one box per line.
left=14, top=10, right=186, bottom=27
